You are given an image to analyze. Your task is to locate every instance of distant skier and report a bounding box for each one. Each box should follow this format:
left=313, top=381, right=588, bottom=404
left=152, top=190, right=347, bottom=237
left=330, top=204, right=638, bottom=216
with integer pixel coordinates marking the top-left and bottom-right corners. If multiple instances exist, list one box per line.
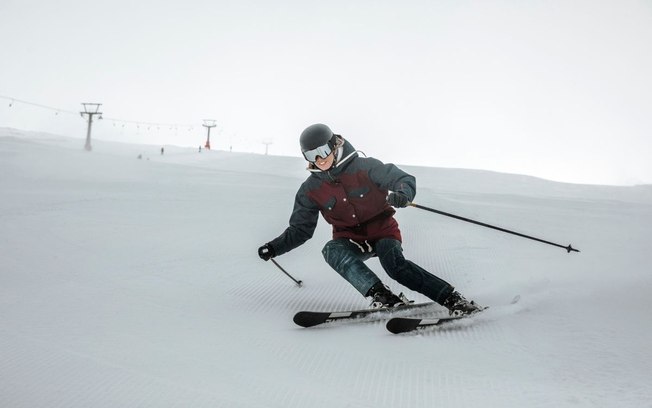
left=258, top=124, right=482, bottom=315
left=161, top=147, right=165, bottom=155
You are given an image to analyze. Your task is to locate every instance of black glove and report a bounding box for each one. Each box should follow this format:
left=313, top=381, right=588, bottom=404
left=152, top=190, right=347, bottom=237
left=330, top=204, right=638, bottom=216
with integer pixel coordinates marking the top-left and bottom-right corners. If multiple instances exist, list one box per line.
left=258, top=243, right=276, bottom=261
left=387, top=192, right=409, bottom=208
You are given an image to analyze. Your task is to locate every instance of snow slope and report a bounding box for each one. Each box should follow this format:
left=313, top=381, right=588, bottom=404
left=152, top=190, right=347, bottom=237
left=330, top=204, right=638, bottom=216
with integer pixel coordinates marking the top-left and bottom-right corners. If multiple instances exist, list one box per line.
left=1, top=128, right=651, bottom=408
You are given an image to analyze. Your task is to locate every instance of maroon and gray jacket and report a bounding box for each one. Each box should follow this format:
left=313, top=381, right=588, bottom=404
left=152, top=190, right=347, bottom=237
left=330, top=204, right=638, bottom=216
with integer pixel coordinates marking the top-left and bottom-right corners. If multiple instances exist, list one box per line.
left=268, top=137, right=416, bottom=257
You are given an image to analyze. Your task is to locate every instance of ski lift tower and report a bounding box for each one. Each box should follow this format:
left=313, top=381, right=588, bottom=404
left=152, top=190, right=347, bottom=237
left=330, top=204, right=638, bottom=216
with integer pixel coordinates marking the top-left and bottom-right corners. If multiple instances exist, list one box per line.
left=203, top=119, right=217, bottom=149
left=80, top=103, right=102, bottom=151
left=262, top=139, right=273, bottom=155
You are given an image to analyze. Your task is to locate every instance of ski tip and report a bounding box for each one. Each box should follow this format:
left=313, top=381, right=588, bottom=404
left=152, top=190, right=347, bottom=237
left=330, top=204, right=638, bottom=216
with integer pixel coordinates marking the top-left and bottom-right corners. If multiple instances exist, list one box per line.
left=386, top=317, right=423, bottom=334
left=293, top=311, right=329, bottom=328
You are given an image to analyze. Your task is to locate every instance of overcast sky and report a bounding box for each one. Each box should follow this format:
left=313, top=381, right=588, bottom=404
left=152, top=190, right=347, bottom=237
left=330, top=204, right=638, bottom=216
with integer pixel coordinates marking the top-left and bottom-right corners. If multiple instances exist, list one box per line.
left=1, top=0, right=651, bottom=185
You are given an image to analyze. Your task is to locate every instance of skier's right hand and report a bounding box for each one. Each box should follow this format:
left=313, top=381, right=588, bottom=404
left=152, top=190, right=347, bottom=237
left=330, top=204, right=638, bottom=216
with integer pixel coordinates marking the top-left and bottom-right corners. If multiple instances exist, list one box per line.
left=258, top=243, right=276, bottom=261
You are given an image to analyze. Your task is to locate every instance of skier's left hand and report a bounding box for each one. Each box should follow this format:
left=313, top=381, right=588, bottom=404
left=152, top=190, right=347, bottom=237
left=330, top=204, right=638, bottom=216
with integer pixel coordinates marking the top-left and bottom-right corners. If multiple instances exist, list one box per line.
left=387, top=192, right=409, bottom=208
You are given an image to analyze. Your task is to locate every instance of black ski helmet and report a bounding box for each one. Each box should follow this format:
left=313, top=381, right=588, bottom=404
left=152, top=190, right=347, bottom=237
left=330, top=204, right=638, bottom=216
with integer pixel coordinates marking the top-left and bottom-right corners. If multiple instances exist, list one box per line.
left=299, top=124, right=335, bottom=153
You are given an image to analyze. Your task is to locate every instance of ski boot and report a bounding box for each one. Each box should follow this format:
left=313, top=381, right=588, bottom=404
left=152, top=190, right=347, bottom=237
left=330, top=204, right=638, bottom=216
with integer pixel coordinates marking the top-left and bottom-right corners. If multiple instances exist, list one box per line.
left=443, top=290, right=484, bottom=316
left=367, top=282, right=406, bottom=309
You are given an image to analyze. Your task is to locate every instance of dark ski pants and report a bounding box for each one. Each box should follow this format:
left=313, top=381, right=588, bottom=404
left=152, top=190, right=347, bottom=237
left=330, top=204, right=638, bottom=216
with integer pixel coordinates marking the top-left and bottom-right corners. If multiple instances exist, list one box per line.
left=321, top=238, right=454, bottom=304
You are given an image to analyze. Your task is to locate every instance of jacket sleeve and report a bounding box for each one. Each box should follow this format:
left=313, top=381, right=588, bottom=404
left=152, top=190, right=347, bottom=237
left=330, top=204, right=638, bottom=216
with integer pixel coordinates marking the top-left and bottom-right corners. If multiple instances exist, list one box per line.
left=268, top=185, right=320, bottom=256
left=367, top=159, right=417, bottom=202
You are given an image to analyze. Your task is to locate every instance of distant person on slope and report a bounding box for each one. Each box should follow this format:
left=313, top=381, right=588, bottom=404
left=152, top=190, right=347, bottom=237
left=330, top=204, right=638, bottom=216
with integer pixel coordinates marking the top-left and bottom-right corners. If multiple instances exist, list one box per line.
left=257, top=124, right=482, bottom=315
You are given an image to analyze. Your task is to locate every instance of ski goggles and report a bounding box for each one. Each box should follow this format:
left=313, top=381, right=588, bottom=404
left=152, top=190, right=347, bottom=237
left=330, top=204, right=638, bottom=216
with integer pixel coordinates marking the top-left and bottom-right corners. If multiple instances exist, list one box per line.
left=302, top=142, right=334, bottom=163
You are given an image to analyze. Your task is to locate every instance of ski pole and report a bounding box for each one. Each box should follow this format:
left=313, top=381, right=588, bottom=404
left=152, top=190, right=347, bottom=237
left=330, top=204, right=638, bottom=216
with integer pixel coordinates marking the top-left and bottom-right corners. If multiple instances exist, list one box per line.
left=409, top=202, right=580, bottom=253
left=271, top=259, right=304, bottom=287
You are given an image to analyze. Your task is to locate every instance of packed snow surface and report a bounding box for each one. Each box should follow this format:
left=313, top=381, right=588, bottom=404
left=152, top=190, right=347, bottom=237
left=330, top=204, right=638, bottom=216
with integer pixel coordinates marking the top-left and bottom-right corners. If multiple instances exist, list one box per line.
left=1, top=128, right=651, bottom=407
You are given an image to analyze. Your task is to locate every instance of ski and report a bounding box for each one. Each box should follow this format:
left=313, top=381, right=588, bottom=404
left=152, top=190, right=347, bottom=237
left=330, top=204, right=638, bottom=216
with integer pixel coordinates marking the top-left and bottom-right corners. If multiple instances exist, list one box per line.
left=293, top=301, right=437, bottom=328
left=385, top=312, right=479, bottom=334
left=386, top=295, right=521, bottom=334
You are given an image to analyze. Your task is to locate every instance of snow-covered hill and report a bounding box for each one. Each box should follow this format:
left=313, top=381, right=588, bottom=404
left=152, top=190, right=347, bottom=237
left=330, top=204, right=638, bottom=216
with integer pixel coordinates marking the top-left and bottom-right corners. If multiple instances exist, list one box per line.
left=1, top=128, right=651, bottom=407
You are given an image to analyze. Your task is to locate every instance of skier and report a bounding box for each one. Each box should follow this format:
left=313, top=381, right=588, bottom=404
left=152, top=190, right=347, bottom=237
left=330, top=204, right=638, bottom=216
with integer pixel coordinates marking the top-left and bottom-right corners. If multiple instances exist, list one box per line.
left=258, top=124, right=482, bottom=315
